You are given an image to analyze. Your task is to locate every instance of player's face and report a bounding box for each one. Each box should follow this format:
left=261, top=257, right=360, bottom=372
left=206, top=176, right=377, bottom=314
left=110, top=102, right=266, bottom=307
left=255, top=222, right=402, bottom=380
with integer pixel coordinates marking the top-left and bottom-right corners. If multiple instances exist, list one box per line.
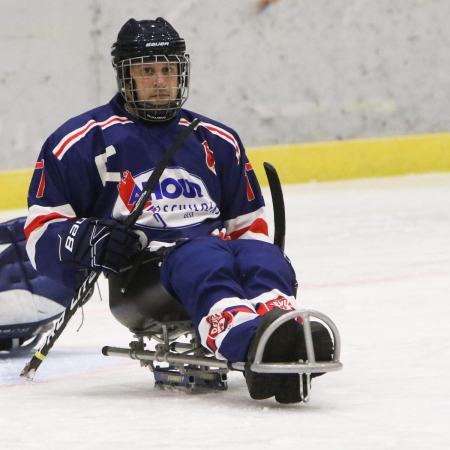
left=129, top=61, right=179, bottom=105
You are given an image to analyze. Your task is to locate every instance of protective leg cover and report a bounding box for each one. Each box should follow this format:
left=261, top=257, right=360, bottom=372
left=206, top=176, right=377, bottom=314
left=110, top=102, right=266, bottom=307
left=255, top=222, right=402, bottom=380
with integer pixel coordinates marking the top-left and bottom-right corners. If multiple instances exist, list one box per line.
left=160, top=237, right=298, bottom=362
left=0, top=217, right=75, bottom=348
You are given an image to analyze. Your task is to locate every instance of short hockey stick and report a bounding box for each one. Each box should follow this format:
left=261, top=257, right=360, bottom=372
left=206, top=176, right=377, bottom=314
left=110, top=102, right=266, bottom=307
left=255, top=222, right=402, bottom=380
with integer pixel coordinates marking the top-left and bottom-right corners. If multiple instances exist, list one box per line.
left=263, top=162, right=286, bottom=252
left=20, top=117, right=202, bottom=380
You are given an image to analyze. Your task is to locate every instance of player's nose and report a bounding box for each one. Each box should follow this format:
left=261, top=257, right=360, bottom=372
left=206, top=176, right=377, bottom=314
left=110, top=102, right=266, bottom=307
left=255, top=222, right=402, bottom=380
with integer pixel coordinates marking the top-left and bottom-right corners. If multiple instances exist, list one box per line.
left=153, top=73, right=167, bottom=87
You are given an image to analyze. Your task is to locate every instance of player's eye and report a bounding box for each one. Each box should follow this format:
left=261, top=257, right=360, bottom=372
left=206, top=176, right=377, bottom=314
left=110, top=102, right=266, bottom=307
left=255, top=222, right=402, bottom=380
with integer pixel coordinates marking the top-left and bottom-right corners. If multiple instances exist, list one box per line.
left=163, top=65, right=176, bottom=75
left=142, top=66, right=154, bottom=76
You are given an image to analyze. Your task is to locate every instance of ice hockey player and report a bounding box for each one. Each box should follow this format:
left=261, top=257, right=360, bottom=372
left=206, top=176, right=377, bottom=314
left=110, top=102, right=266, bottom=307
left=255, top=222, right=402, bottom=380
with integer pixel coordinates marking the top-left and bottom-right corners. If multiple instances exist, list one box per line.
left=25, top=17, right=333, bottom=403
left=0, top=217, right=74, bottom=352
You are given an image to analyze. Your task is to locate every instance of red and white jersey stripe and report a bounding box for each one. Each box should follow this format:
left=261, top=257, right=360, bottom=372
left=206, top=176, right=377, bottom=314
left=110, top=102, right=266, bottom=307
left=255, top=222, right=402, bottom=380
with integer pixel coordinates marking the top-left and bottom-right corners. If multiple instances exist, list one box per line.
left=24, top=204, right=76, bottom=268
left=224, top=206, right=270, bottom=241
left=179, top=118, right=241, bottom=163
left=52, top=116, right=133, bottom=160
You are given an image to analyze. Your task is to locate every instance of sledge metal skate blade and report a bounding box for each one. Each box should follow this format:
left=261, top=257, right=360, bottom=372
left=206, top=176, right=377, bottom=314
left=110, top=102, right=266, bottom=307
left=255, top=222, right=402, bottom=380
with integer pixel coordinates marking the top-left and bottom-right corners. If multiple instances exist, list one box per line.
left=154, top=370, right=195, bottom=393
left=250, top=309, right=343, bottom=375
left=154, top=382, right=221, bottom=395
left=155, top=381, right=194, bottom=394
left=154, top=369, right=227, bottom=393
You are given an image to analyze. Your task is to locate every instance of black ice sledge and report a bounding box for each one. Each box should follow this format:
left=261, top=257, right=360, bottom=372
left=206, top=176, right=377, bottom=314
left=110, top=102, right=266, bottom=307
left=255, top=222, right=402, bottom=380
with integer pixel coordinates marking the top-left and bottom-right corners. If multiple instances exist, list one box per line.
left=102, top=164, right=342, bottom=402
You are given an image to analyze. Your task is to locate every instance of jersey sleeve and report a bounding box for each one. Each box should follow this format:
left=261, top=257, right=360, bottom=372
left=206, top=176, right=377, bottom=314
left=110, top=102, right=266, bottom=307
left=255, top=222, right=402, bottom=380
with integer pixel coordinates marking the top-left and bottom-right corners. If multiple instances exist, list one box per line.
left=25, top=135, right=101, bottom=290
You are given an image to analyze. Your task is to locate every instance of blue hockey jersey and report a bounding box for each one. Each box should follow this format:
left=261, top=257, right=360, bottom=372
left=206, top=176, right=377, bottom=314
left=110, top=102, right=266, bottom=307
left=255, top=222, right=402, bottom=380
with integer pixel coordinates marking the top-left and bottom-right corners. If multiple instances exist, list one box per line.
left=25, top=94, right=269, bottom=289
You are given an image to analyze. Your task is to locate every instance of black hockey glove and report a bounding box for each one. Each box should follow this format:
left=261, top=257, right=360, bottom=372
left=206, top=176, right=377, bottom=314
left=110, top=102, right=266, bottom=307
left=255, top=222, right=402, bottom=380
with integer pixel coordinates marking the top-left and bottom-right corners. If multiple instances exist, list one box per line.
left=58, top=218, right=141, bottom=274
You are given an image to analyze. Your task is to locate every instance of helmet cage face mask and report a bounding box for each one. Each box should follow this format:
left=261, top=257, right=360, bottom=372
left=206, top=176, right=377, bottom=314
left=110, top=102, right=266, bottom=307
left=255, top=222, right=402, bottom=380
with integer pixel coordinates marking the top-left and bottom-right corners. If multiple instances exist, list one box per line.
left=114, top=54, right=190, bottom=122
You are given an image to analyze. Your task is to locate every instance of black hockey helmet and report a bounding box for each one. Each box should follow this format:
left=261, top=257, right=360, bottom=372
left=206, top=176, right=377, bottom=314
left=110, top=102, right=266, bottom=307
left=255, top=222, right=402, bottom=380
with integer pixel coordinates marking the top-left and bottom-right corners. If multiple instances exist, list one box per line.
left=111, top=18, right=186, bottom=64
left=111, top=18, right=190, bottom=122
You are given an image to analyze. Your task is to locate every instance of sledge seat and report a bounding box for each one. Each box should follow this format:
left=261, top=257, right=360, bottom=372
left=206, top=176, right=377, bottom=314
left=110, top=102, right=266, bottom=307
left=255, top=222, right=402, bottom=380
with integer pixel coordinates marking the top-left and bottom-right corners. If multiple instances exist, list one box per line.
left=108, top=251, right=191, bottom=333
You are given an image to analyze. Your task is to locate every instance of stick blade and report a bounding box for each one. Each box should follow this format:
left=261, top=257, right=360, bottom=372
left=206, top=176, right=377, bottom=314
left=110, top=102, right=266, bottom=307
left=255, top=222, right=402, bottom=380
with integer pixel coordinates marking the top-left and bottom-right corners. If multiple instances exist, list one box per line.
left=263, top=162, right=286, bottom=252
left=20, top=361, right=37, bottom=380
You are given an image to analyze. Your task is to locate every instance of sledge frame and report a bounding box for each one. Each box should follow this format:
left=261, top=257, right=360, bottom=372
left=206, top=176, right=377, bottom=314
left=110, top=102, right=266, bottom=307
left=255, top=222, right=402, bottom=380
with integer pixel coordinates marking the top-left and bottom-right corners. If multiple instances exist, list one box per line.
left=103, top=311, right=342, bottom=375
left=102, top=309, right=342, bottom=399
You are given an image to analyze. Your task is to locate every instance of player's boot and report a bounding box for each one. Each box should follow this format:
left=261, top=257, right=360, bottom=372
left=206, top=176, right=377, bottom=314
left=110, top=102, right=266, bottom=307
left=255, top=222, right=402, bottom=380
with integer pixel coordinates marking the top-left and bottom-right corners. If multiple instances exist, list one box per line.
left=244, top=308, right=304, bottom=403
left=270, top=320, right=334, bottom=403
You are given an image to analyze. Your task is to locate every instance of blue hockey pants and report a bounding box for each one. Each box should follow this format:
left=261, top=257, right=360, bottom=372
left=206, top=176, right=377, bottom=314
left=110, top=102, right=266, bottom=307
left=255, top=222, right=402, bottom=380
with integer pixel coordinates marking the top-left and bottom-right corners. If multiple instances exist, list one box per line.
left=160, top=236, right=298, bottom=362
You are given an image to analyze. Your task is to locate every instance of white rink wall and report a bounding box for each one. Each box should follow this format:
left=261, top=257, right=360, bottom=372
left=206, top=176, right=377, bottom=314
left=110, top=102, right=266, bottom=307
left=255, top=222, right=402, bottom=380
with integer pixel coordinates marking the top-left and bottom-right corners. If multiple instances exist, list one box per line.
left=1, top=0, right=450, bottom=170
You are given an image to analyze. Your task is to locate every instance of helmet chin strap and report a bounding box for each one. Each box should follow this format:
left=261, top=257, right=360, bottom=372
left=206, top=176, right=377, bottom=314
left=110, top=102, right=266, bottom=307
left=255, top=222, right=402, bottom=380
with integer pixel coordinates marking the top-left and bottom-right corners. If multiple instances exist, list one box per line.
left=124, top=100, right=180, bottom=122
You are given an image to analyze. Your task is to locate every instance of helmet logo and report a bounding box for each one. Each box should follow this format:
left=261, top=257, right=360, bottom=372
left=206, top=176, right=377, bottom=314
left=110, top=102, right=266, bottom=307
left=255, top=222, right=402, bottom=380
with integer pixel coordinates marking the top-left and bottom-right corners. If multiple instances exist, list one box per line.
left=146, top=42, right=170, bottom=47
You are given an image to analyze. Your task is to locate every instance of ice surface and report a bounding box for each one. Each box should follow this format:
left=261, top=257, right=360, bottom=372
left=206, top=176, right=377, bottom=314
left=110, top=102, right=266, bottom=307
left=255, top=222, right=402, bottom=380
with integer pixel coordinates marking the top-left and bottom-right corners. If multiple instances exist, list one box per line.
left=1, top=173, right=449, bottom=449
